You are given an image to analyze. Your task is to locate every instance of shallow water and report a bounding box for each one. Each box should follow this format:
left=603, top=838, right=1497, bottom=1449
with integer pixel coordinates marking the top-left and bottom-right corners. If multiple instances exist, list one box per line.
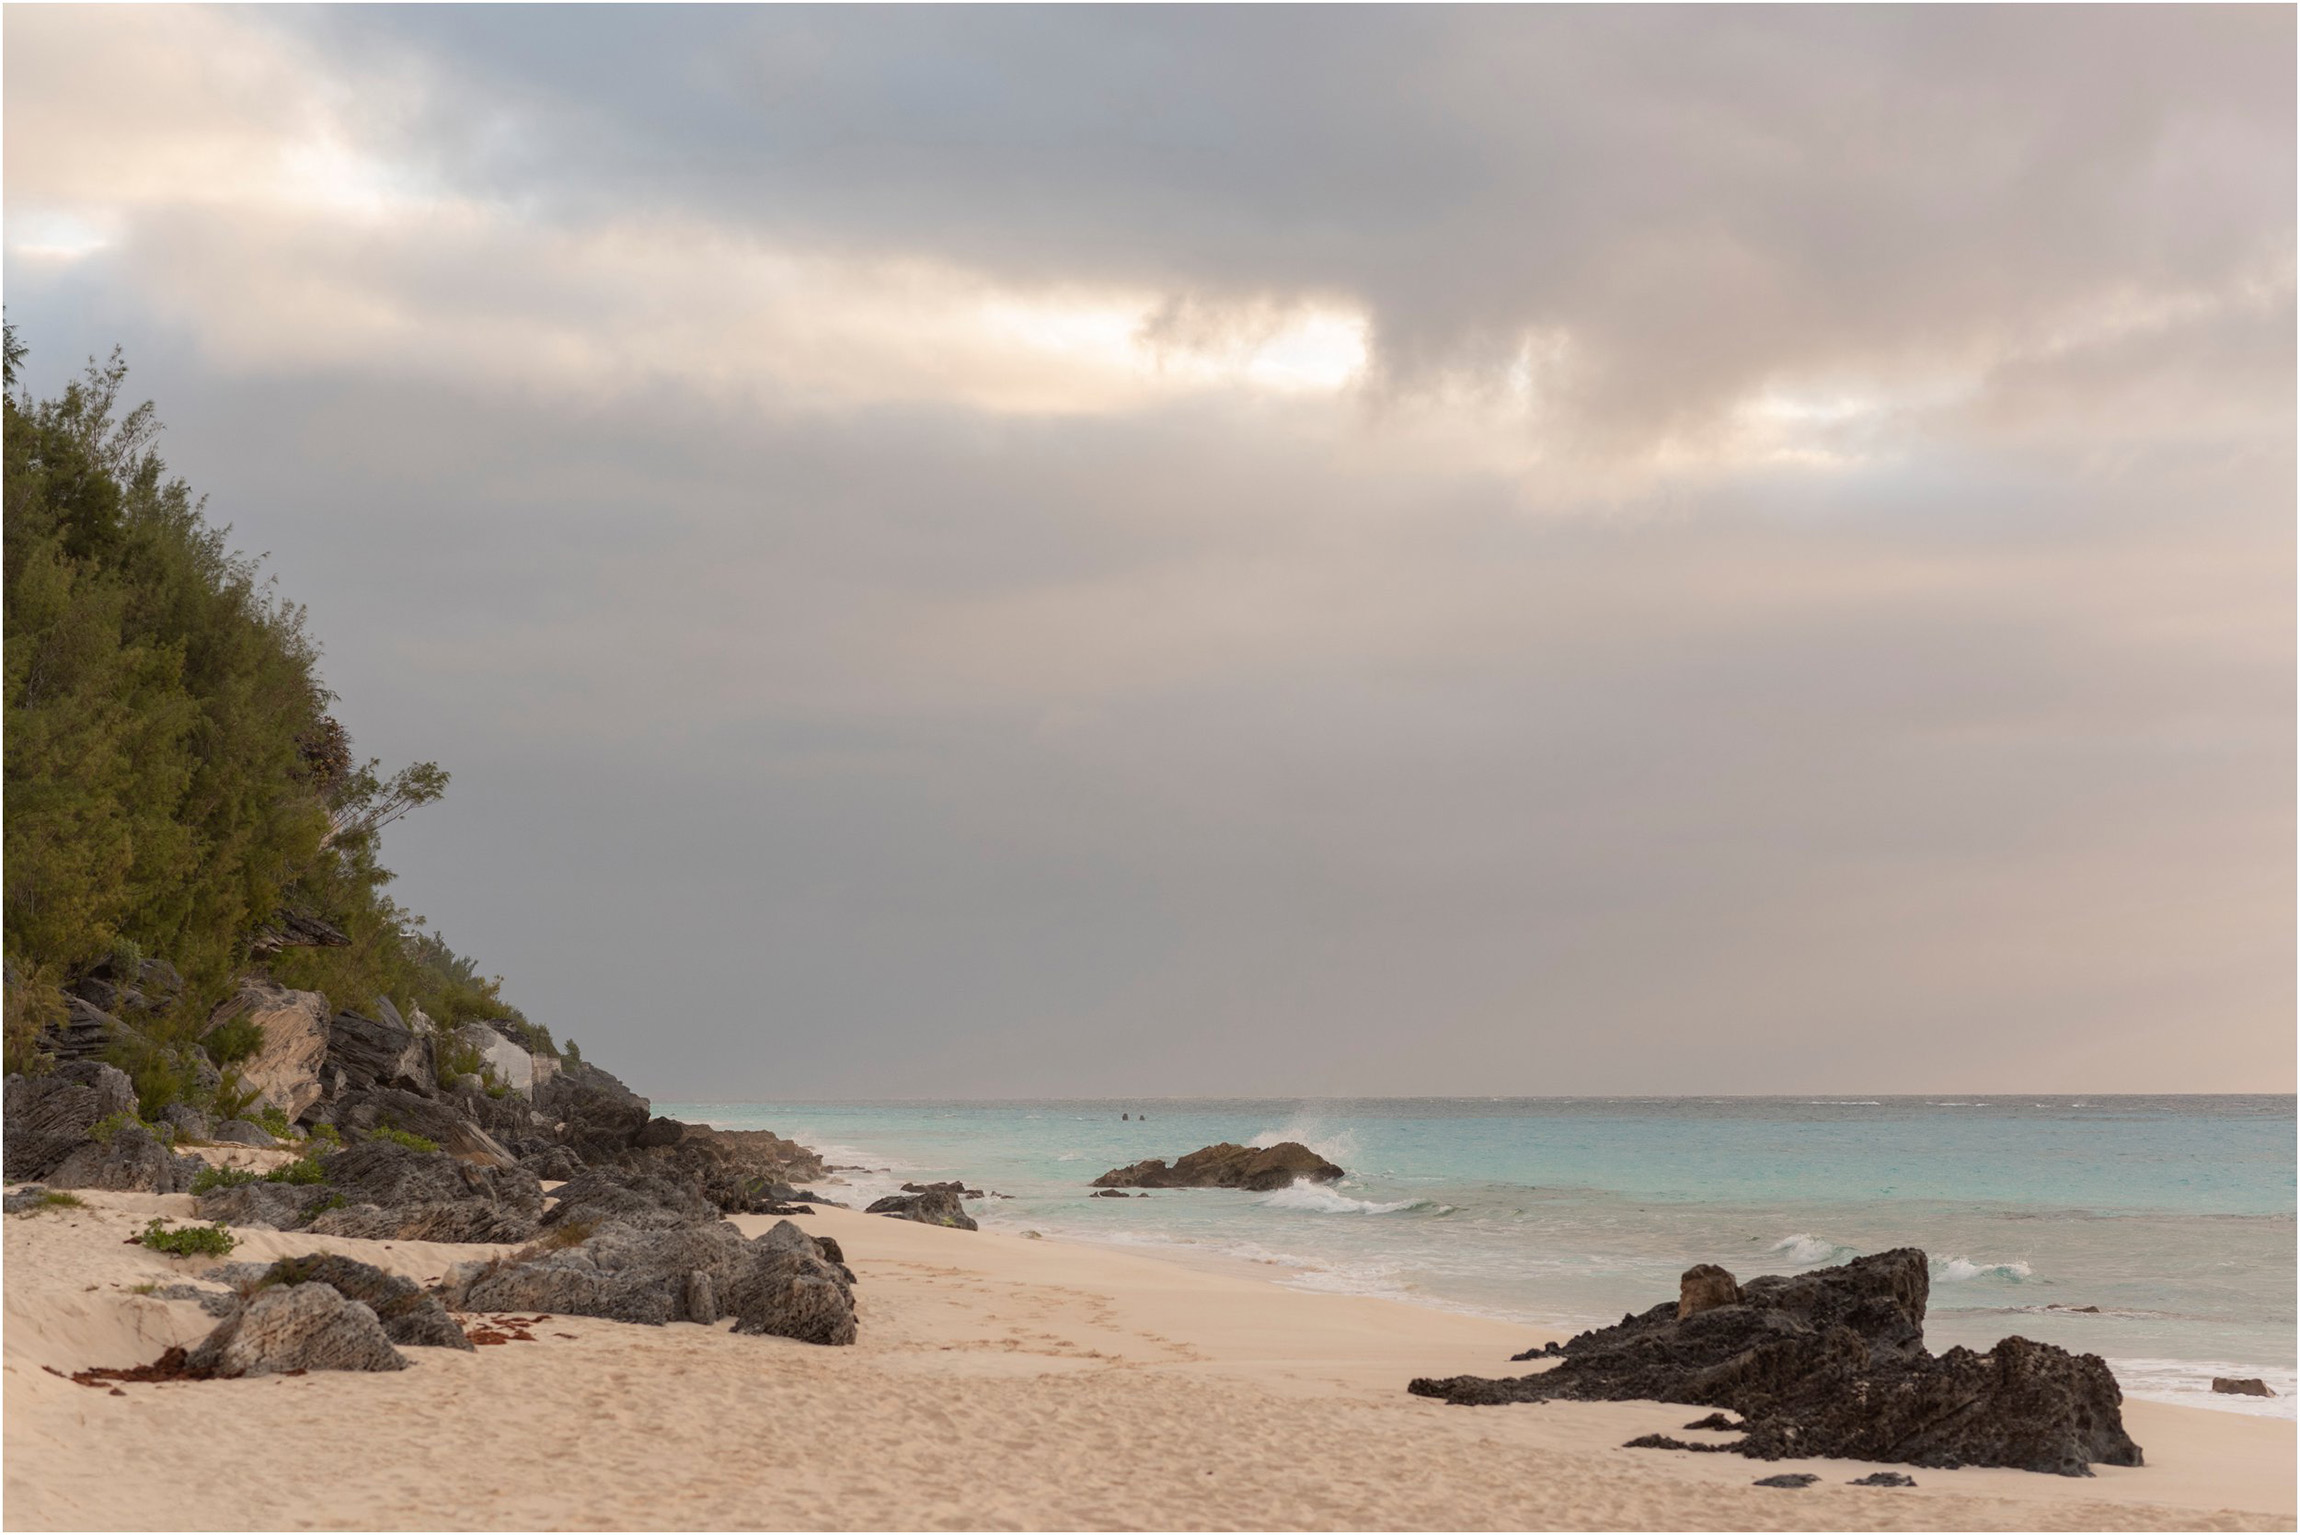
left=658, top=1095, right=2297, bottom=1418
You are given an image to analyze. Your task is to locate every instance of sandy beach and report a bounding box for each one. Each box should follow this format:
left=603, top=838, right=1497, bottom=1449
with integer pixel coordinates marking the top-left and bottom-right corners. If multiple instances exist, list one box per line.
left=5, top=1188, right=2290, bottom=1532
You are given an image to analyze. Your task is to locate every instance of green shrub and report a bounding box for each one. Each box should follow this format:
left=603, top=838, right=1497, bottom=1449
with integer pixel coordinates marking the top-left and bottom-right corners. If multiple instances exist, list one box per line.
left=304, top=1121, right=342, bottom=1150
left=253, top=1105, right=292, bottom=1139
left=435, top=1034, right=485, bottom=1086
left=189, top=1163, right=259, bottom=1193
left=137, top=1218, right=233, bottom=1256
left=87, top=1110, right=149, bottom=1145
left=204, top=1016, right=263, bottom=1066
left=366, top=1125, right=438, bottom=1154
left=29, top=1190, right=87, bottom=1212
left=305, top=1191, right=347, bottom=1216
left=263, top=1157, right=327, bottom=1185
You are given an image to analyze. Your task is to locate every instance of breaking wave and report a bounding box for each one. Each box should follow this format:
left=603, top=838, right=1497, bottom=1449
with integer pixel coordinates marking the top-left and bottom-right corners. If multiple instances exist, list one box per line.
left=1259, top=1179, right=1436, bottom=1216
left=1247, top=1121, right=1361, bottom=1169
left=1770, top=1233, right=1856, bottom=1267
left=1936, top=1255, right=2034, bottom=1283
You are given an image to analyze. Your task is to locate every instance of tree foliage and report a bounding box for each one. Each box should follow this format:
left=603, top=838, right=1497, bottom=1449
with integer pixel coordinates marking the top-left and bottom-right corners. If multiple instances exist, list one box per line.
left=2, top=331, right=533, bottom=1086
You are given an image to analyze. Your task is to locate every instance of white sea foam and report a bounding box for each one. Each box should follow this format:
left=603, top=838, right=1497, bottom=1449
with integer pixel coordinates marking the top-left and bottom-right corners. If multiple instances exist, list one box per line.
left=1258, top=1179, right=1428, bottom=1216
left=1936, top=1255, right=2034, bottom=1283
left=2110, top=1357, right=2298, bottom=1420
left=1247, top=1121, right=1361, bottom=1168
left=1770, top=1233, right=1854, bottom=1266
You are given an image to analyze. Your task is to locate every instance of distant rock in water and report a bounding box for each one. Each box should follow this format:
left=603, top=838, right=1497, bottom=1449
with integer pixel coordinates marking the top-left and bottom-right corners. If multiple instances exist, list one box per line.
left=866, top=1187, right=978, bottom=1230
left=1407, top=1249, right=2143, bottom=1478
left=1092, top=1141, right=1344, bottom=1192
left=2212, top=1377, right=2275, bottom=1397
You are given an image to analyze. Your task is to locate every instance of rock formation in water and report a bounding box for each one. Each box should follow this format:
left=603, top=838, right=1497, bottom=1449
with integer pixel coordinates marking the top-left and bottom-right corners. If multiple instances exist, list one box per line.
left=1092, top=1141, right=1344, bottom=1192
left=1408, top=1249, right=2142, bottom=1477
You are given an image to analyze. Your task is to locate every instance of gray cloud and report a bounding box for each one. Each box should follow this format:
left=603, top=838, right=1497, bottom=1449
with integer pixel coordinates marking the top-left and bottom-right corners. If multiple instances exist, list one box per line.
left=3, top=6, right=2289, bottom=1095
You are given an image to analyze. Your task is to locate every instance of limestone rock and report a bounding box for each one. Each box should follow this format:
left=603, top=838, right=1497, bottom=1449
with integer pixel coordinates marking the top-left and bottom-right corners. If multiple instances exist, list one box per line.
left=865, top=1187, right=978, bottom=1230
left=542, top=1165, right=720, bottom=1231
left=3, top=1062, right=138, bottom=1180
left=203, top=981, right=331, bottom=1122
left=47, top=1123, right=204, bottom=1194
left=185, top=1282, right=407, bottom=1376
left=323, top=1087, right=518, bottom=1168
left=322, top=1009, right=436, bottom=1100
left=253, top=1253, right=473, bottom=1350
left=535, top=1061, right=652, bottom=1158
left=210, top=1119, right=278, bottom=1147
left=198, top=1181, right=330, bottom=1230
left=307, top=1138, right=543, bottom=1243
left=1407, top=1248, right=2141, bottom=1477
left=455, top=1023, right=535, bottom=1098
left=162, top=1104, right=212, bottom=1142
left=444, top=1219, right=751, bottom=1325
left=1092, top=1141, right=1344, bottom=1192
left=730, top=1247, right=857, bottom=1345
left=1678, top=1263, right=1742, bottom=1319
left=2212, top=1377, right=2274, bottom=1397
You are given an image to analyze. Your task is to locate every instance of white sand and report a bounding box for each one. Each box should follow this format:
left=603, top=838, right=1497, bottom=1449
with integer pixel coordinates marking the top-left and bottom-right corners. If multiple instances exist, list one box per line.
left=5, top=1191, right=2291, bottom=1531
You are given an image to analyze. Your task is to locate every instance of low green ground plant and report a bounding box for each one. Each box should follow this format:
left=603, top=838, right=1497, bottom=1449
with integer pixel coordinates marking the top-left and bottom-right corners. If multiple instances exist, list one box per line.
left=138, top=1218, right=234, bottom=1257
left=190, top=1164, right=260, bottom=1193
left=253, top=1105, right=293, bottom=1139
left=264, top=1157, right=328, bottom=1185
left=366, top=1125, right=438, bottom=1153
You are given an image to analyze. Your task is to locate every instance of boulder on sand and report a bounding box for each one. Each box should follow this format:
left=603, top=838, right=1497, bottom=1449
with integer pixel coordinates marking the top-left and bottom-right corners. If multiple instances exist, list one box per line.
left=47, top=1122, right=205, bottom=1194
left=535, top=1061, right=653, bottom=1159
left=2212, top=1377, right=2275, bottom=1397
left=3, top=1061, right=140, bottom=1181
left=247, top=1253, right=473, bottom=1350
left=865, top=1187, right=977, bottom=1230
left=1092, top=1141, right=1344, bottom=1192
left=729, top=1220, right=858, bottom=1344
left=185, top=1282, right=407, bottom=1377
left=541, top=1164, right=721, bottom=1231
left=1678, top=1263, right=1742, bottom=1319
left=302, top=1138, right=543, bottom=1243
left=1407, top=1249, right=2142, bottom=1478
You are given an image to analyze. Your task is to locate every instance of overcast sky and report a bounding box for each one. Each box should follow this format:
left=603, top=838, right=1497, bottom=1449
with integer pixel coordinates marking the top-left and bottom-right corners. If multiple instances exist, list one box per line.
left=5, top=6, right=2291, bottom=1097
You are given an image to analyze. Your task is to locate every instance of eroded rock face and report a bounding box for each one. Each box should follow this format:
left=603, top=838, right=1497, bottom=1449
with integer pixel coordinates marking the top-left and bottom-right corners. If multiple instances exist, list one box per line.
left=324, top=1087, right=518, bottom=1168
left=210, top=1119, right=278, bottom=1147
left=731, top=1246, right=857, bottom=1344
left=307, top=1139, right=543, bottom=1243
left=536, top=1062, right=652, bottom=1158
left=250, top=1253, right=473, bottom=1350
left=3, top=1062, right=139, bottom=1181
left=1679, top=1263, right=1743, bottom=1319
left=865, top=1187, right=978, bottom=1230
left=47, top=1123, right=205, bottom=1194
left=203, top=981, right=331, bottom=1122
left=1407, top=1249, right=2142, bottom=1478
left=1092, top=1141, right=1345, bottom=1192
left=185, top=1282, right=407, bottom=1377
left=323, top=1010, right=436, bottom=1100
left=542, top=1165, right=721, bottom=1231
left=198, top=1181, right=333, bottom=1231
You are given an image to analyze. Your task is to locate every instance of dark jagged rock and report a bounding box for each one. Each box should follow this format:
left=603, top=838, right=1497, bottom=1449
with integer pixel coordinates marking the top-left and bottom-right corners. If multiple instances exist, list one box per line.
left=148, top=1281, right=243, bottom=1318
left=444, top=1216, right=854, bottom=1344
left=866, top=1187, right=978, bottom=1230
left=247, top=909, right=352, bottom=957
left=1684, top=1412, right=1745, bottom=1431
left=1091, top=1188, right=1132, bottom=1199
left=1092, top=1141, right=1344, bottom=1192
left=541, top=1164, right=720, bottom=1230
left=1511, top=1341, right=1565, bottom=1361
left=47, top=1123, right=205, bottom=1194
left=185, top=1282, right=405, bottom=1376
left=535, top=1061, right=652, bottom=1158
left=323, top=1087, right=518, bottom=1168
left=321, top=1010, right=436, bottom=1099
left=39, top=996, right=127, bottom=1062
left=300, top=1138, right=543, bottom=1243
left=162, top=1104, right=212, bottom=1141
left=1849, top=1472, right=1918, bottom=1486
left=1679, top=1263, right=1742, bottom=1318
left=1753, top=1474, right=1819, bottom=1488
left=902, top=1180, right=984, bottom=1199
left=610, top=1123, right=831, bottom=1215
left=198, top=1181, right=332, bottom=1230
left=1406, top=1250, right=2142, bottom=1478
left=252, top=1253, right=473, bottom=1350
left=520, top=1144, right=585, bottom=1182
left=633, top=1116, right=687, bottom=1149
left=70, top=956, right=184, bottom=1020
left=209, top=1119, right=278, bottom=1147
left=4, top=1062, right=139, bottom=1180
left=2212, top=1377, right=2274, bottom=1397
left=1624, top=1434, right=1735, bottom=1453
left=3, top=1185, right=52, bottom=1213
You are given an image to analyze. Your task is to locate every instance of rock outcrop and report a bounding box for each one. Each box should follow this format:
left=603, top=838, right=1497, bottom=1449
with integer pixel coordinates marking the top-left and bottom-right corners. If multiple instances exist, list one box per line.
left=202, top=980, right=331, bottom=1121
left=46, top=1122, right=204, bottom=1194
left=1406, top=1250, right=2142, bottom=1478
left=323, top=1086, right=518, bottom=1168
left=865, top=1187, right=978, bottom=1230
left=185, top=1283, right=408, bottom=1377
left=1092, top=1141, right=1344, bottom=1192
left=321, top=1009, right=437, bottom=1100
left=2212, top=1377, right=2275, bottom=1397
left=535, top=1061, right=652, bottom=1158
left=3, top=1061, right=139, bottom=1181
left=303, top=1139, right=543, bottom=1243
left=541, top=1165, right=722, bottom=1231
left=247, top=1253, right=473, bottom=1350
left=442, top=1216, right=858, bottom=1343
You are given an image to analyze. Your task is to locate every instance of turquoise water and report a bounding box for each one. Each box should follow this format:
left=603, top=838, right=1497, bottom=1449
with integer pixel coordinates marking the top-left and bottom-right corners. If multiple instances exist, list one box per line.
left=659, top=1095, right=2297, bottom=1417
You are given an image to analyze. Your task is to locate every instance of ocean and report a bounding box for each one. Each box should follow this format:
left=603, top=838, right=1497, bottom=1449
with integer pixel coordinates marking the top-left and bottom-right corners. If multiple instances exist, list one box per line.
left=657, top=1095, right=2296, bottom=1418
